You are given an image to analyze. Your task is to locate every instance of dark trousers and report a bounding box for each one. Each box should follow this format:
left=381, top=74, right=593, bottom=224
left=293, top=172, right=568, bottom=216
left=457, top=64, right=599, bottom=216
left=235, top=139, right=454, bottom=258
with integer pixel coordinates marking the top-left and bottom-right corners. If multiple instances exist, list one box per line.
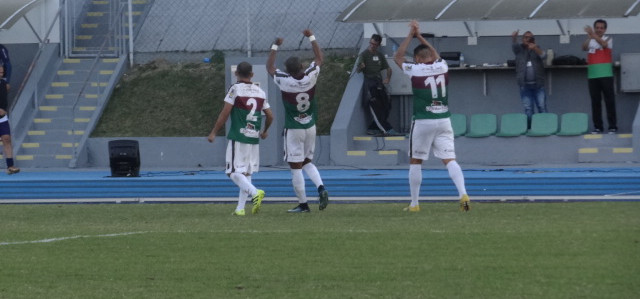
left=363, top=77, right=393, bottom=132
left=588, top=76, right=617, bottom=131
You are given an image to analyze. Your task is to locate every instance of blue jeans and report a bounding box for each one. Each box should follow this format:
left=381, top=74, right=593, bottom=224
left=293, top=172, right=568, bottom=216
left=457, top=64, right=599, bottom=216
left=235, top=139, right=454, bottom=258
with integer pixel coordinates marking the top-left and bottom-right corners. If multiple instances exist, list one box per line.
left=519, top=85, right=547, bottom=127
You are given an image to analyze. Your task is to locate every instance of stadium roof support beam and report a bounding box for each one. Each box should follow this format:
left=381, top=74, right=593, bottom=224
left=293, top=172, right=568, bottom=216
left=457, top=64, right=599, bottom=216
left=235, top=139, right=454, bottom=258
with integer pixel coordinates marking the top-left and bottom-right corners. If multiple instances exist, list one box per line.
left=625, top=0, right=640, bottom=16
left=0, top=0, right=43, bottom=30
left=337, top=0, right=640, bottom=22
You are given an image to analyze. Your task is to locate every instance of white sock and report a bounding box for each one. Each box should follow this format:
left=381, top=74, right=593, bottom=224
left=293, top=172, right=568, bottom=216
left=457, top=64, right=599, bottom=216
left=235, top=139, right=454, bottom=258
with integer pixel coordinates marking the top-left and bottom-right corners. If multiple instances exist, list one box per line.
left=409, top=164, right=422, bottom=207
left=446, top=160, right=467, bottom=197
left=302, top=163, right=324, bottom=189
left=291, top=169, right=307, bottom=203
left=236, top=176, right=252, bottom=210
left=237, top=190, right=247, bottom=211
left=230, top=173, right=257, bottom=198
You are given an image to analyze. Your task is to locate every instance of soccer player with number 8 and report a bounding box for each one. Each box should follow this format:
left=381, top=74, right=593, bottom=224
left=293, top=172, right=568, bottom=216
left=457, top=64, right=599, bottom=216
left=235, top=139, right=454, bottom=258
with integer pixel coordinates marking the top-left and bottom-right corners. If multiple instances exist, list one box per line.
left=266, top=29, right=329, bottom=213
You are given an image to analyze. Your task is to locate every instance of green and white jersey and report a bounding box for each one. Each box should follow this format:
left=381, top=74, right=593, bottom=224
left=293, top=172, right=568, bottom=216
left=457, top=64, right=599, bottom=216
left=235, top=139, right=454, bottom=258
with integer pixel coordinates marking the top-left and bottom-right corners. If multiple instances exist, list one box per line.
left=401, top=59, right=451, bottom=120
left=273, top=62, right=320, bottom=129
left=224, top=81, right=270, bottom=144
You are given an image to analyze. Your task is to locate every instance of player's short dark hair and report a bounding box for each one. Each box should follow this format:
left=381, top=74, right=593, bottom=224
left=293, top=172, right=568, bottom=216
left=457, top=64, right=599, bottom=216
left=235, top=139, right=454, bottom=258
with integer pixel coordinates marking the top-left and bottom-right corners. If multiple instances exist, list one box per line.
left=285, top=56, right=302, bottom=75
left=594, top=19, right=607, bottom=29
left=413, top=44, right=432, bottom=59
left=236, top=61, right=252, bottom=77
left=371, top=34, right=382, bottom=44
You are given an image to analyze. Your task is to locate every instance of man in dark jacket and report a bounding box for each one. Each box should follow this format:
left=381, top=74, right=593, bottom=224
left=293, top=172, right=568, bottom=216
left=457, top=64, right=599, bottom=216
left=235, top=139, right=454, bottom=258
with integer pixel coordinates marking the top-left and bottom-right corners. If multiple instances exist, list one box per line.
left=357, top=34, right=401, bottom=136
left=511, top=30, right=547, bottom=128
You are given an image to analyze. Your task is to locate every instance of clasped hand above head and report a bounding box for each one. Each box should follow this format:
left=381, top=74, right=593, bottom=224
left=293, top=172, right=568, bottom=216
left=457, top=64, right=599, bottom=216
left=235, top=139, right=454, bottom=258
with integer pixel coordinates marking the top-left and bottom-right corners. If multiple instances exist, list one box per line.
left=409, top=20, right=420, bottom=36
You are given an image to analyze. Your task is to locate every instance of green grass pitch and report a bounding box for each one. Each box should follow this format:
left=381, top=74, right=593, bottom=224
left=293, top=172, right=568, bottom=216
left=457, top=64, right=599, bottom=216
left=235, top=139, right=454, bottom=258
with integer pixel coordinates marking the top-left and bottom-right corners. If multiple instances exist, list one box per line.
left=1, top=202, right=638, bottom=298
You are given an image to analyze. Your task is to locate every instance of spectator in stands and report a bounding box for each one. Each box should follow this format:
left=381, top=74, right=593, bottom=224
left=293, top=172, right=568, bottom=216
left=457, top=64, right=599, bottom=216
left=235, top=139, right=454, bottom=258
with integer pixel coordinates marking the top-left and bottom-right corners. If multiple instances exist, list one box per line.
left=582, top=19, right=617, bottom=134
left=0, top=44, right=19, bottom=174
left=394, top=20, right=470, bottom=213
left=266, top=29, right=329, bottom=213
left=207, top=62, right=273, bottom=216
left=511, top=30, right=547, bottom=128
left=357, top=34, right=401, bottom=136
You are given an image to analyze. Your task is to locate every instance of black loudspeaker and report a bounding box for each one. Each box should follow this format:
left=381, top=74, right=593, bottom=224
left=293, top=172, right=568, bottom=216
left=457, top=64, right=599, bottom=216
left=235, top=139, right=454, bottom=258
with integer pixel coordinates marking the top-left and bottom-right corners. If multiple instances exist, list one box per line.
left=108, top=140, right=140, bottom=177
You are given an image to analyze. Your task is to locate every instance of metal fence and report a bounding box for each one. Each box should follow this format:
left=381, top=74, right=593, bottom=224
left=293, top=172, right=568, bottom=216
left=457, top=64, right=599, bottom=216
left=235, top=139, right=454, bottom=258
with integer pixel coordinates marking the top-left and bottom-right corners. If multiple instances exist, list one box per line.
left=134, top=0, right=363, bottom=55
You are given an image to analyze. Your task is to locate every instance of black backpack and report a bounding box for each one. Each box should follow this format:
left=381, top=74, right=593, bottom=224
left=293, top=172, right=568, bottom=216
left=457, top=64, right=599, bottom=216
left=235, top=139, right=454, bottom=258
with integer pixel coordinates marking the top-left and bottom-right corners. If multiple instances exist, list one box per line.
left=552, top=55, right=587, bottom=66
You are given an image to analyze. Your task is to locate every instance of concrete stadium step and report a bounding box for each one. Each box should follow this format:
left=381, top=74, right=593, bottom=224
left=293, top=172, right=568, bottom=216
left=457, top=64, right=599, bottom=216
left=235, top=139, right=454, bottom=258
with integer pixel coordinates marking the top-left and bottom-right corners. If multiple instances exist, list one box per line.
left=30, top=117, right=91, bottom=130
left=19, top=141, right=78, bottom=155
left=36, top=105, right=96, bottom=118
left=351, top=135, right=407, bottom=151
left=54, top=69, right=114, bottom=82
left=47, top=83, right=109, bottom=95
left=61, top=58, right=119, bottom=69
left=344, top=149, right=403, bottom=166
left=74, top=36, right=123, bottom=48
left=579, top=147, right=637, bottom=163
left=1, top=169, right=640, bottom=201
left=578, top=133, right=636, bottom=163
left=23, top=129, right=85, bottom=143
left=14, top=154, right=73, bottom=168
left=71, top=48, right=120, bottom=55
left=580, top=133, right=633, bottom=147
left=43, top=93, right=99, bottom=105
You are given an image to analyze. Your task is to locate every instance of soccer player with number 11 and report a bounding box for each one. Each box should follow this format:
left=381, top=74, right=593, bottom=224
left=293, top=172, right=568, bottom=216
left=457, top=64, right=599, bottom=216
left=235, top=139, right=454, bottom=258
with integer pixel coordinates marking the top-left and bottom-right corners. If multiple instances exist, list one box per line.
left=394, top=20, right=470, bottom=212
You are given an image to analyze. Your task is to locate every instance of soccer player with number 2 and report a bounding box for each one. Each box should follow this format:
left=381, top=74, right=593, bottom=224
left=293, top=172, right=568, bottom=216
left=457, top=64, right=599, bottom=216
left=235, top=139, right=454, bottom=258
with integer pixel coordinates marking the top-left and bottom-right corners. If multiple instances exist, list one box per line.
left=208, top=62, right=273, bottom=216
left=267, top=29, right=329, bottom=213
left=394, top=21, right=470, bottom=212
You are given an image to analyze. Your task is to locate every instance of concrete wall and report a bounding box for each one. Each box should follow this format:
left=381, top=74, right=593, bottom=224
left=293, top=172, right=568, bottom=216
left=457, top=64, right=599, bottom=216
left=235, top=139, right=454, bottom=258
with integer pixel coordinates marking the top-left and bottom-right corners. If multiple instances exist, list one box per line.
left=85, top=135, right=332, bottom=169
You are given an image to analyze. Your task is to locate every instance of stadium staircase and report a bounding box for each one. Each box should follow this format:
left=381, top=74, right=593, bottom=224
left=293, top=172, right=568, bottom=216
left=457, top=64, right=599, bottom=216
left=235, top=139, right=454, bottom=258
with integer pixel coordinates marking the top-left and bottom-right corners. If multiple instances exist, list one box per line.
left=7, top=0, right=152, bottom=168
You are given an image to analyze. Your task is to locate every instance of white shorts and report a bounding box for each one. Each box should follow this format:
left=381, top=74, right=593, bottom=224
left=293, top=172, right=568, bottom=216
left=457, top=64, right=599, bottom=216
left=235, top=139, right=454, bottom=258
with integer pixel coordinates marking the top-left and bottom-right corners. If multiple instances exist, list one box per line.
left=409, top=118, right=456, bottom=161
left=283, top=126, right=316, bottom=163
left=225, top=140, right=260, bottom=175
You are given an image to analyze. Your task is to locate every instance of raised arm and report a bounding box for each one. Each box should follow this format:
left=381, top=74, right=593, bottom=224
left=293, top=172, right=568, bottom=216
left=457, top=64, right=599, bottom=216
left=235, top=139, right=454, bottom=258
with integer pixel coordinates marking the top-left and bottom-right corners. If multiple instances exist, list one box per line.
left=582, top=25, right=609, bottom=51
left=303, top=29, right=323, bottom=67
left=394, top=22, right=417, bottom=68
left=266, top=38, right=283, bottom=77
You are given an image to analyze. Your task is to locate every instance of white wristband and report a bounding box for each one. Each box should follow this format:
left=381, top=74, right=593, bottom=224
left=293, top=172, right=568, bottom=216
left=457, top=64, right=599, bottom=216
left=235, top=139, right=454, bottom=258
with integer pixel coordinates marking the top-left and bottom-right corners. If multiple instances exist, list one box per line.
left=308, top=35, right=316, bottom=42
left=271, top=44, right=278, bottom=51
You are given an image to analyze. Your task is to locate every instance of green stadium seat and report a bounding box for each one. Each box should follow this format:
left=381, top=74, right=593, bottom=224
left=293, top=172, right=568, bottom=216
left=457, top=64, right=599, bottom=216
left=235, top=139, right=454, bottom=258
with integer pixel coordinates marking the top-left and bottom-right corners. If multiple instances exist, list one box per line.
left=466, top=113, right=497, bottom=137
left=557, top=112, right=589, bottom=136
left=450, top=113, right=467, bottom=137
left=496, top=113, right=528, bottom=137
left=526, top=113, right=558, bottom=136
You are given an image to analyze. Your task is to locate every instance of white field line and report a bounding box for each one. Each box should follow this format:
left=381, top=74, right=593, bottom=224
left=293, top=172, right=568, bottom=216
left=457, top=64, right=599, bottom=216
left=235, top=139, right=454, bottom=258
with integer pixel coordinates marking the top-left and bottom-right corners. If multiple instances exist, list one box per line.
left=0, top=231, right=148, bottom=246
